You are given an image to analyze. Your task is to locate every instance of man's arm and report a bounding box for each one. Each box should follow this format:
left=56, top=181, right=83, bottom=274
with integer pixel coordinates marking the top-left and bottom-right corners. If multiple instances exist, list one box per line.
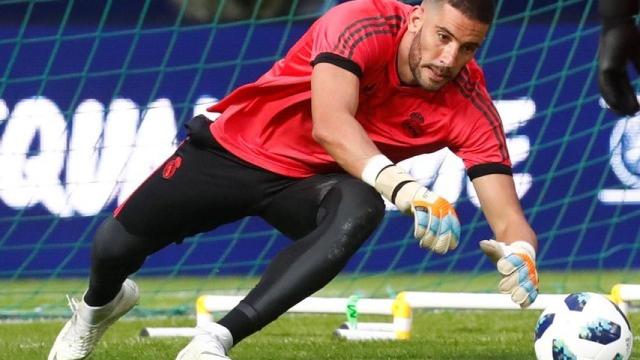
left=310, top=62, right=379, bottom=177
left=310, top=62, right=459, bottom=254
left=472, top=173, right=536, bottom=247
left=473, top=173, right=539, bottom=308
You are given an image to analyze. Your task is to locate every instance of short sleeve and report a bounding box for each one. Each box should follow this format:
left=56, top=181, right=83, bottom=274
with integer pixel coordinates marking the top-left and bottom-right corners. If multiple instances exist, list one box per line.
left=309, top=0, right=403, bottom=78
left=451, top=82, right=513, bottom=180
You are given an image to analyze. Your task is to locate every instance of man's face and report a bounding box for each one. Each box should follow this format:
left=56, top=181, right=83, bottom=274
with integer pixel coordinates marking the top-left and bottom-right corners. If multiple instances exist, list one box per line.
left=408, top=3, right=489, bottom=91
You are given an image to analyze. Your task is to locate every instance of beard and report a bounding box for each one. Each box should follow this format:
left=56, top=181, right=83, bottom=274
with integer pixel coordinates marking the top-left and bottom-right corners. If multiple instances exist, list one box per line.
left=408, top=28, right=452, bottom=92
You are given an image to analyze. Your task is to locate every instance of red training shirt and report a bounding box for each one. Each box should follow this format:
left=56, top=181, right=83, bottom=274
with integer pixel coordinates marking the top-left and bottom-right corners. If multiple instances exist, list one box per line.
left=208, top=0, right=512, bottom=180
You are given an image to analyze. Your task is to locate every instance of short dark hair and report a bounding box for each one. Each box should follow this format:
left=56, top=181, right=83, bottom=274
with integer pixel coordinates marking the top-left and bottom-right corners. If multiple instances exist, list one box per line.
left=425, top=0, right=496, bottom=24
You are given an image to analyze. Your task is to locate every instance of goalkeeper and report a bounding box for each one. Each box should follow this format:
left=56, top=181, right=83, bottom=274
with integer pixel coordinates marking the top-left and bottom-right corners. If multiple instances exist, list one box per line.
left=598, top=0, right=640, bottom=115
left=49, top=0, right=539, bottom=359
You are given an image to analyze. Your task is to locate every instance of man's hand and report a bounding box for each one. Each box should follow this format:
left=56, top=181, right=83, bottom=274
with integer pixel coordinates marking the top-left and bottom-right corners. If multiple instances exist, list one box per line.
left=598, top=7, right=640, bottom=115
left=479, top=239, right=538, bottom=308
left=364, top=161, right=460, bottom=254
left=411, top=188, right=460, bottom=254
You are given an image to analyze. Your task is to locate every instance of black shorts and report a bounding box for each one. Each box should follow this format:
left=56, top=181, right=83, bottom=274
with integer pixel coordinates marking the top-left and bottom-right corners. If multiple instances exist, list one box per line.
left=115, top=115, right=352, bottom=243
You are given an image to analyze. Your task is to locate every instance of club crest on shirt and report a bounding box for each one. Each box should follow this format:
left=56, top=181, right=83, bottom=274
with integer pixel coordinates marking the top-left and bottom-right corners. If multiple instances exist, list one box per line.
left=162, top=156, right=183, bottom=179
left=402, top=112, right=425, bottom=138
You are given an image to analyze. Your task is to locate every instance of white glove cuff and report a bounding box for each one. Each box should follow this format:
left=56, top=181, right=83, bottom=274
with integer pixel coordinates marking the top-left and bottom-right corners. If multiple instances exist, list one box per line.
left=373, top=165, right=417, bottom=211
left=510, top=241, right=536, bottom=261
left=392, top=181, right=423, bottom=213
left=361, top=154, right=393, bottom=187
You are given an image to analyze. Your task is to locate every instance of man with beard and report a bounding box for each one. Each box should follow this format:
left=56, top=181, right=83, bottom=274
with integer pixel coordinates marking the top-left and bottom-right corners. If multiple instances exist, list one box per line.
left=49, top=1, right=539, bottom=359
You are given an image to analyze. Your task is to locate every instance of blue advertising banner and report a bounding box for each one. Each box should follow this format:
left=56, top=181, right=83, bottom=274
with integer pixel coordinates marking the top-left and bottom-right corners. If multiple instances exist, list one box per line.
left=0, top=1, right=638, bottom=277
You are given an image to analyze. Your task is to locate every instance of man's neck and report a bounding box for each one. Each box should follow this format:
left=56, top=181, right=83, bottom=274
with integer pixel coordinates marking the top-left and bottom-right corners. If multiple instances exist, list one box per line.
left=396, top=31, right=416, bottom=86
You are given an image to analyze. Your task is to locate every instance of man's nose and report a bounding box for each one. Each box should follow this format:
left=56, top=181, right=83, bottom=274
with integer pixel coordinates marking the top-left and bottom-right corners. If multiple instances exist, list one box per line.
left=439, top=43, right=458, bottom=67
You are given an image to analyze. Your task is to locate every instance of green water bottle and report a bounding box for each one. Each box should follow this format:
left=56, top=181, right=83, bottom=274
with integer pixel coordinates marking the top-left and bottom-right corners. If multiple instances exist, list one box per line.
left=346, top=294, right=359, bottom=329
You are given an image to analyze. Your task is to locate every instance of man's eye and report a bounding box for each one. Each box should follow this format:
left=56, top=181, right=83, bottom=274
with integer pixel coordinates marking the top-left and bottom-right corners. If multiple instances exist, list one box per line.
left=462, top=45, right=477, bottom=53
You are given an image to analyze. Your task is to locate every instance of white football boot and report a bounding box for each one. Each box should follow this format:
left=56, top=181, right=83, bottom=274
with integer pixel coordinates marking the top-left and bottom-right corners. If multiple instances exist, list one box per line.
left=176, top=322, right=233, bottom=360
left=48, top=279, right=139, bottom=360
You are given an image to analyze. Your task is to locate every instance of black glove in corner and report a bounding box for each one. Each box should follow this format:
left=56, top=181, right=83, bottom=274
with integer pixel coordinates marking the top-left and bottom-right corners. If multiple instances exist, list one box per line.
left=598, top=0, right=640, bottom=115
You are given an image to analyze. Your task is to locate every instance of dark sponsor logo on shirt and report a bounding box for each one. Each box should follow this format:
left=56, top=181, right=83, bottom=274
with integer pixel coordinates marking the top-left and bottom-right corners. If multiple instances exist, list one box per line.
left=363, top=83, right=376, bottom=94
left=402, top=112, right=425, bottom=138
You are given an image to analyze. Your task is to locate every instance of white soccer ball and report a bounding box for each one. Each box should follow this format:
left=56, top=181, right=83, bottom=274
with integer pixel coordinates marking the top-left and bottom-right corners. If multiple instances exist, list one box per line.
left=534, top=292, right=633, bottom=360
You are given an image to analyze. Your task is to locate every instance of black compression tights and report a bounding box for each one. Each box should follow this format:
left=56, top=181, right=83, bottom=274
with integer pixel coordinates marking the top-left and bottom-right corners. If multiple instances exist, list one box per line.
left=85, top=178, right=385, bottom=346
left=84, top=218, right=165, bottom=306
left=219, top=179, right=385, bottom=344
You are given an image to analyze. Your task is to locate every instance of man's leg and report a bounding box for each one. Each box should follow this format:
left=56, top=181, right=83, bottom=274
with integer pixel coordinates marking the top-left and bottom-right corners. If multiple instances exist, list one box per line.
left=48, top=219, right=171, bottom=360
left=84, top=217, right=168, bottom=306
left=217, top=176, right=385, bottom=345
left=48, top=146, right=199, bottom=360
left=50, top=117, right=285, bottom=360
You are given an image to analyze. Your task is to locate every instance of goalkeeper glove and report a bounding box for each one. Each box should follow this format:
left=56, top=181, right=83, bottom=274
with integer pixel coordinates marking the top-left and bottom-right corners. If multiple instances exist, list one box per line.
left=598, top=0, right=640, bottom=115
left=479, top=239, right=538, bottom=308
left=362, top=156, right=460, bottom=254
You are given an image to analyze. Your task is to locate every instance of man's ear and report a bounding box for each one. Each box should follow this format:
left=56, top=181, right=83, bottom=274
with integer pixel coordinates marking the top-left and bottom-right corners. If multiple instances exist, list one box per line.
left=408, top=5, right=425, bottom=33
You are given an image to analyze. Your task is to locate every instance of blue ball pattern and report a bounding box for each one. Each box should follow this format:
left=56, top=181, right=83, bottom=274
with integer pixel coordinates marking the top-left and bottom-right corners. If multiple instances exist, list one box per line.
left=578, top=318, right=622, bottom=345
left=552, top=339, right=577, bottom=360
left=534, top=313, right=555, bottom=340
left=564, top=292, right=590, bottom=311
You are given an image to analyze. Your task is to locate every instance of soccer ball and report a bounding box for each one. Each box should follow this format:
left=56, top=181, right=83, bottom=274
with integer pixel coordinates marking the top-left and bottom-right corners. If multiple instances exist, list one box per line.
left=534, top=292, right=633, bottom=360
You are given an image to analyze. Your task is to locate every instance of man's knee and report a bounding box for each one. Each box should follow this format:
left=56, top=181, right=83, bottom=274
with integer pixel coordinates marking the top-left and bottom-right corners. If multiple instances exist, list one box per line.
left=321, top=179, right=385, bottom=244
left=92, top=217, right=148, bottom=263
